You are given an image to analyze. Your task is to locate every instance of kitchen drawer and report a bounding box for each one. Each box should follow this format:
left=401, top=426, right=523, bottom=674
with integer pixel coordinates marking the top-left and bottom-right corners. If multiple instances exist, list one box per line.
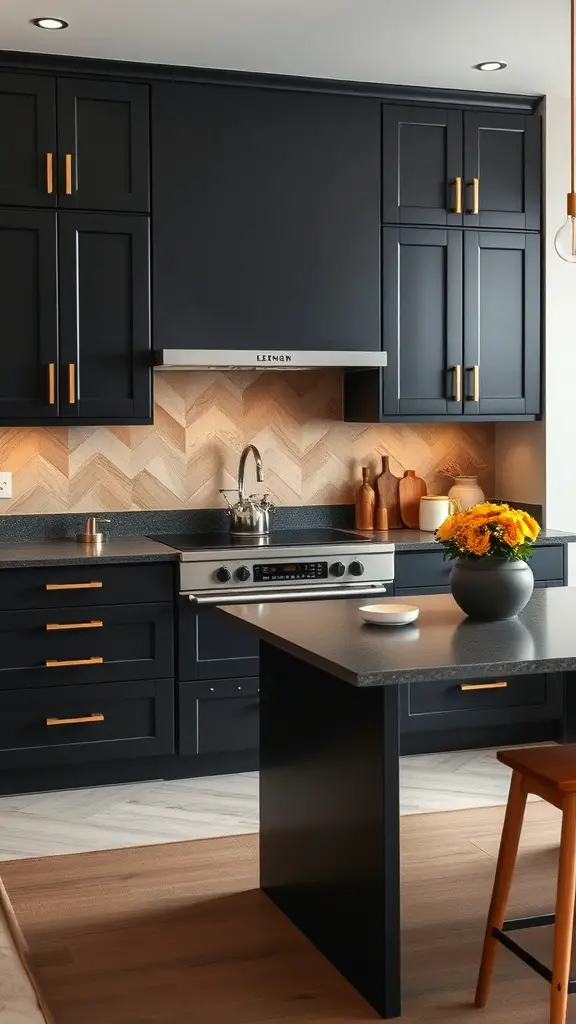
left=0, top=678, right=174, bottom=769
left=178, top=677, right=259, bottom=756
left=401, top=673, right=563, bottom=733
left=395, top=544, right=564, bottom=593
left=0, top=603, right=173, bottom=688
left=178, top=599, right=259, bottom=681
left=0, top=563, right=174, bottom=611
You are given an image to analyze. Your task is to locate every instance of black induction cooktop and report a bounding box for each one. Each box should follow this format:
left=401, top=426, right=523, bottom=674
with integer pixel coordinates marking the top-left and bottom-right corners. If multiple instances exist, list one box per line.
left=149, top=528, right=374, bottom=551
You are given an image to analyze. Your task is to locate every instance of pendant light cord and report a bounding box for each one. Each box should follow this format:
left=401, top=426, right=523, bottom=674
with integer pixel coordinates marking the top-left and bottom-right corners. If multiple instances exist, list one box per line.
left=571, top=0, right=575, bottom=193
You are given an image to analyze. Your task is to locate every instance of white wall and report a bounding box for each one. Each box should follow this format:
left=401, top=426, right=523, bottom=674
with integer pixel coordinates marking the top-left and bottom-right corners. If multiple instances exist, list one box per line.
left=495, top=91, right=576, bottom=531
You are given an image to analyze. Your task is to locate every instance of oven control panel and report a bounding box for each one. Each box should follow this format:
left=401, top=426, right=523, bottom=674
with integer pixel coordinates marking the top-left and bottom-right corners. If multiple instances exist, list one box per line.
left=253, top=561, right=328, bottom=583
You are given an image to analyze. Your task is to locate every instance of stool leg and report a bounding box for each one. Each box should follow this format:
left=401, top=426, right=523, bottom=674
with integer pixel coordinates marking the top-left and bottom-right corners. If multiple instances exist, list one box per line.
left=475, top=770, right=527, bottom=1008
left=550, top=793, right=576, bottom=1024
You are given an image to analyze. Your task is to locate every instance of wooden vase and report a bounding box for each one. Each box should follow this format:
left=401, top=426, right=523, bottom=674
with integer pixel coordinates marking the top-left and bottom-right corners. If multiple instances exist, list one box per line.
left=355, top=467, right=375, bottom=531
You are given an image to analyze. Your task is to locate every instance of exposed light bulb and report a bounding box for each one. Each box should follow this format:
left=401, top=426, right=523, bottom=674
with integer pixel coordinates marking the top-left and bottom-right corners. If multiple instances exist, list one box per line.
left=555, top=215, right=576, bottom=262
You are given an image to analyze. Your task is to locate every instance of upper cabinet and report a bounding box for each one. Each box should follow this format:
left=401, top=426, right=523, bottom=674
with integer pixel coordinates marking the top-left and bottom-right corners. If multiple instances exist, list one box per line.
left=0, top=72, right=149, bottom=212
left=57, top=79, right=149, bottom=212
left=383, top=106, right=540, bottom=232
left=0, top=73, right=56, bottom=207
left=152, top=84, right=381, bottom=353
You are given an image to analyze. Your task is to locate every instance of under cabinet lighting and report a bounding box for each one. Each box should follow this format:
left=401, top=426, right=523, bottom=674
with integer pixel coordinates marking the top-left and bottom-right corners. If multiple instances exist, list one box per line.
left=474, top=61, right=507, bottom=72
left=31, top=16, right=69, bottom=29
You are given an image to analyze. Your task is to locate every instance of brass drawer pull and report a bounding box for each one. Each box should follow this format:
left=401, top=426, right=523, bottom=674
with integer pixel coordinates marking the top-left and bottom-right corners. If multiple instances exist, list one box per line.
left=68, top=363, right=76, bottom=404
left=65, top=152, right=73, bottom=194
left=46, top=713, right=104, bottom=727
left=470, top=364, right=480, bottom=402
left=47, top=363, right=55, bottom=405
left=46, top=621, right=103, bottom=631
left=46, top=152, right=54, bottom=195
left=45, top=582, right=102, bottom=591
left=467, top=176, right=480, bottom=215
left=451, top=177, right=462, bottom=214
left=460, top=681, right=508, bottom=691
left=450, top=364, right=462, bottom=403
left=46, top=657, right=103, bottom=668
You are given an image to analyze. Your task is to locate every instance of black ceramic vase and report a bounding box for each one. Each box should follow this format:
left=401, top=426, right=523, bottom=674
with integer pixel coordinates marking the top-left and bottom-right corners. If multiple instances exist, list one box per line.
left=450, top=558, right=534, bottom=621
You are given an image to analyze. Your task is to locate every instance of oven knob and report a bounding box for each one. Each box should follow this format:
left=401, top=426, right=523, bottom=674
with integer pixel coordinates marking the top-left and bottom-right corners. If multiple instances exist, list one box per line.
left=235, top=565, right=251, bottom=582
left=349, top=560, right=365, bottom=577
left=215, top=566, right=231, bottom=583
left=329, top=561, right=346, bottom=577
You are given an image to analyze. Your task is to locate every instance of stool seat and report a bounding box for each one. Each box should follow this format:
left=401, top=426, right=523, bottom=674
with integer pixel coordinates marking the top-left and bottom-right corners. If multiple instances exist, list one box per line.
left=498, top=744, right=576, bottom=793
left=476, top=743, right=576, bottom=1023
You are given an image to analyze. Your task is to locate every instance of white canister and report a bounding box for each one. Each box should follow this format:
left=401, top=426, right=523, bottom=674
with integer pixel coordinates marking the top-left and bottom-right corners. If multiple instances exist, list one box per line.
left=419, top=495, right=458, bottom=533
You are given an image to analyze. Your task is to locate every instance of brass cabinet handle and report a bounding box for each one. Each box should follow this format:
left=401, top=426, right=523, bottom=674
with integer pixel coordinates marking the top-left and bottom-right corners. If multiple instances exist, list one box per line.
left=65, top=153, right=73, bottom=195
left=68, top=363, right=76, bottom=404
left=46, top=657, right=103, bottom=668
left=467, top=176, right=480, bottom=215
left=451, top=177, right=462, bottom=214
left=460, top=681, right=508, bottom=691
left=471, top=365, right=480, bottom=402
left=46, top=582, right=102, bottom=591
left=46, top=152, right=54, bottom=195
left=46, top=713, right=104, bottom=727
left=46, top=621, right=103, bottom=631
left=450, top=365, right=462, bottom=403
left=47, top=363, right=55, bottom=406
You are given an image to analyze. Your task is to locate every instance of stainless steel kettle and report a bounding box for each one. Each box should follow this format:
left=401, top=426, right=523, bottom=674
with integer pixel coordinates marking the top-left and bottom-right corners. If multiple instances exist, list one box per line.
left=219, top=490, right=275, bottom=536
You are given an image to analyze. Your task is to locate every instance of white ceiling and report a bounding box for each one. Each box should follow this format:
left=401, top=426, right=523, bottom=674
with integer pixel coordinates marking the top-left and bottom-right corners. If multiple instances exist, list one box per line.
left=0, top=0, right=570, bottom=98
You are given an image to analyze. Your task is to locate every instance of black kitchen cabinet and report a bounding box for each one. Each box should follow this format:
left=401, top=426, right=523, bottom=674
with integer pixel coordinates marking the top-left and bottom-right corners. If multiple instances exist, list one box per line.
left=177, top=599, right=259, bottom=682
left=463, top=112, right=540, bottom=230
left=344, top=226, right=540, bottom=421
left=380, top=226, right=463, bottom=416
left=59, top=212, right=151, bottom=421
left=382, top=106, right=463, bottom=227
left=0, top=209, right=59, bottom=420
left=152, top=83, right=381, bottom=353
left=463, top=231, right=540, bottom=415
left=383, top=105, right=540, bottom=232
left=0, top=73, right=56, bottom=207
left=179, top=677, right=259, bottom=756
left=57, top=78, right=149, bottom=212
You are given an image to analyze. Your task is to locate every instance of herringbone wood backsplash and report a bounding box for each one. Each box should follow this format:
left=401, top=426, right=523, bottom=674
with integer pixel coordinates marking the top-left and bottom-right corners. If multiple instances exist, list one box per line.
left=0, top=371, right=494, bottom=514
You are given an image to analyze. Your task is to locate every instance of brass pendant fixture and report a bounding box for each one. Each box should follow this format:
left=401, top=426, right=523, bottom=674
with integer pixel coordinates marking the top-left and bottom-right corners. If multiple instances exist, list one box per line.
left=555, top=0, right=576, bottom=261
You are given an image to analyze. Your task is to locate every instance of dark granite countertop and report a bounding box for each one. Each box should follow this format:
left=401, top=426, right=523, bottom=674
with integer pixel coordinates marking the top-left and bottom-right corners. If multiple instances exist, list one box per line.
left=0, top=537, right=178, bottom=569
left=351, top=527, right=576, bottom=552
left=223, top=587, right=576, bottom=687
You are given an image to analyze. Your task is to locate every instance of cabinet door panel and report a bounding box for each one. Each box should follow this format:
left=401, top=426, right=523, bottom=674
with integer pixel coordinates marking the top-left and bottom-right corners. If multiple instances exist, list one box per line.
left=153, top=84, right=380, bottom=352
left=178, top=600, right=259, bottom=681
left=58, top=212, right=151, bottom=422
left=382, top=105, right=462, bottom=225
left=382, top=227, right=462, bottom=416
left=57, top=79, right=149, bottom=212
left=0, top=73, right=56, bottom=207
left=464, top=232, right=540, bottom=415
left=0, top=209, right=58, bottom=421
left=179, top=677, right=259, bottom=756
left=464, top=113, right=540, bottom=230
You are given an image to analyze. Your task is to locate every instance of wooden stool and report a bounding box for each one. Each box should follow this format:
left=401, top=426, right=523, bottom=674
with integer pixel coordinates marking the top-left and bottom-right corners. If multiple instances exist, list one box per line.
left=476, top=745, right=576, bottom=1023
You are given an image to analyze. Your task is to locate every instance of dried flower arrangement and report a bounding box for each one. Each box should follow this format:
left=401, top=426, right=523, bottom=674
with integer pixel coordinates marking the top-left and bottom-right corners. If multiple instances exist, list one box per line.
left=438, top=451, right=488, bottom=480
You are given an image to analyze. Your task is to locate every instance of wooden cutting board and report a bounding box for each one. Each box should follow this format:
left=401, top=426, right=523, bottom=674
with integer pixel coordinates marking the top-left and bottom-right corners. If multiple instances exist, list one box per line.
left=399, top=469, right=427, bottom=529
left=374, top=456, right=402, bottom=530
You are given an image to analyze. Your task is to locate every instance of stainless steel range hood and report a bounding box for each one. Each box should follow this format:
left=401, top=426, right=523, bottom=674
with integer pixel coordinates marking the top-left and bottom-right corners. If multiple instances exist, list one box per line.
left=154, top=350, right=387, bottom=371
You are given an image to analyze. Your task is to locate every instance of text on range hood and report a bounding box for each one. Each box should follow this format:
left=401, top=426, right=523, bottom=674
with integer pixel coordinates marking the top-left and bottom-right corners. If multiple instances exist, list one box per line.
left=154, top=350, right=387, bottom=371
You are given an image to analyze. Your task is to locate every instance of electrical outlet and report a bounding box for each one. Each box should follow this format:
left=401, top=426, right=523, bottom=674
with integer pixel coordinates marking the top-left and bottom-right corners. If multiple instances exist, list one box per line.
left=0, top=473, right=12, bottom=499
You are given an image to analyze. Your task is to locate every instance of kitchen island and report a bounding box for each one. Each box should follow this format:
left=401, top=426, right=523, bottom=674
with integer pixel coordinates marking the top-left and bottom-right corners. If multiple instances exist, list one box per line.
left=223, top=588, right=576, bottom=1019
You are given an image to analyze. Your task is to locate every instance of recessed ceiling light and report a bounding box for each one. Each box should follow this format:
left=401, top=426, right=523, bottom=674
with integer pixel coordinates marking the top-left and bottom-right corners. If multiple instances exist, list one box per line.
left=474, top=61, right=508, bottom=72
left=31, top=16, right=69, bottom=30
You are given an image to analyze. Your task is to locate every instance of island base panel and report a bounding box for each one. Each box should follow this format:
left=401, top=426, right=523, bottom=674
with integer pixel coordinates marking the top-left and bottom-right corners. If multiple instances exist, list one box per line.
left=259, top=641, right=401, bottom=1019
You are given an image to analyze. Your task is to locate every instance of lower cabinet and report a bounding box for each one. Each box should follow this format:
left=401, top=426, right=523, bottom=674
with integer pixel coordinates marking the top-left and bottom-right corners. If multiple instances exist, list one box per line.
left=178, top=677, right=259, bottom=757
left=401, top=674, right=562, bottom=734
left=0, top=678, right=174, bottom=769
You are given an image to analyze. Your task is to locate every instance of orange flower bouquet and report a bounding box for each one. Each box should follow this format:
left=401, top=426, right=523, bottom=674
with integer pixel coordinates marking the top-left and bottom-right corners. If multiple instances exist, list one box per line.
left=435, top=502, right=541, bottom=620
left=435, top=502, right=540, bottom=561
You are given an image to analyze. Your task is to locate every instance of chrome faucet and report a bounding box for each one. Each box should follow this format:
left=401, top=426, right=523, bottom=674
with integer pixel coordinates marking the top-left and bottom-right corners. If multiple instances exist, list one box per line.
left=237, top=444, right=264, bottom=500
left=219, top=444, right=274, bottom=535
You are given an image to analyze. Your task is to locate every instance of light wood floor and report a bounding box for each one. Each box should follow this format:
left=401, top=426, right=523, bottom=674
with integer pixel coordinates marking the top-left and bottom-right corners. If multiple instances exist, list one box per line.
left=2, top=800, right=570, bottom=1023
left=0, top=748, right=522, bottom=860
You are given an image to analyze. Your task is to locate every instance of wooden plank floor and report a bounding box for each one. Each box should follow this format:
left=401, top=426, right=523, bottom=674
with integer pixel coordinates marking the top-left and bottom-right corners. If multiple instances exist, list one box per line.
left=1, top=800, right=571, bottom=1023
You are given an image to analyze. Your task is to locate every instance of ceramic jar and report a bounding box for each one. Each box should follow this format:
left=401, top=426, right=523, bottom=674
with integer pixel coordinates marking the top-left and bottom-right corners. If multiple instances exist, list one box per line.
left=450, top=558, right=534, bottom=621
left=418, top=495, right=457, bottom=533
left=448, top=475, right=485, bottom=512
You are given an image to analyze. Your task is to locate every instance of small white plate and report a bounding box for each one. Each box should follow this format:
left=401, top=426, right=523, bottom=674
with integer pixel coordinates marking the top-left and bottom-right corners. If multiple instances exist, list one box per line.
left=359, top=603, right=420, bottom=627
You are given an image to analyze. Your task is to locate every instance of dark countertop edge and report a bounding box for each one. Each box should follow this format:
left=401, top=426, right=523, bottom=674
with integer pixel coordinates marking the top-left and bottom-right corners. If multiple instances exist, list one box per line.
left=353, top=529, right=576, bottom=552
left=0, top=552, right=178, bottom=569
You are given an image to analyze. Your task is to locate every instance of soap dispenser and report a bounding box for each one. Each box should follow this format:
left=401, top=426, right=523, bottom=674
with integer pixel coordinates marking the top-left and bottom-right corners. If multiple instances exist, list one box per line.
left=77, top=517, right=111, bottom=544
